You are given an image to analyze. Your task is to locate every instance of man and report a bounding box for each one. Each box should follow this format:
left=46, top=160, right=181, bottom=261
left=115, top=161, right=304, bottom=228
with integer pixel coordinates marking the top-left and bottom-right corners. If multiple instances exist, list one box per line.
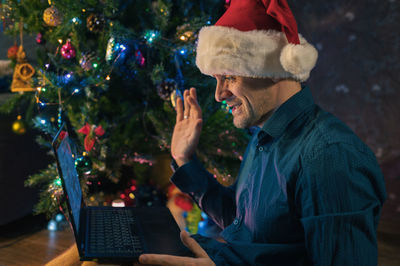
left=139, top=0, right=386, bottom=265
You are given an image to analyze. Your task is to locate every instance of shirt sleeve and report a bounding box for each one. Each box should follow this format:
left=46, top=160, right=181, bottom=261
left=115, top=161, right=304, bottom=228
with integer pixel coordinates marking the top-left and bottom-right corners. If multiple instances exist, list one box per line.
left=297, top=142, right=386, bottom=266
left=170, top=157, right=237, bottom=229
left=191, top=234, right=308, bottom=266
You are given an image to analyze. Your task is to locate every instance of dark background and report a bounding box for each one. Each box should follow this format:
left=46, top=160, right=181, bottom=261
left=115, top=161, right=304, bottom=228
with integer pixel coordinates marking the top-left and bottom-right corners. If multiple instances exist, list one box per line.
left=0, top=0, right=399, bottom=228
left=0, top=33, right=50, bottom=225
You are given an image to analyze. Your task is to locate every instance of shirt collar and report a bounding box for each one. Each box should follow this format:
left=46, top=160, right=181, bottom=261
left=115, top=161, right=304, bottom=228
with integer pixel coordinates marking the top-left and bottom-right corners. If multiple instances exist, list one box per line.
left=259, top=86, right=315, bottom=140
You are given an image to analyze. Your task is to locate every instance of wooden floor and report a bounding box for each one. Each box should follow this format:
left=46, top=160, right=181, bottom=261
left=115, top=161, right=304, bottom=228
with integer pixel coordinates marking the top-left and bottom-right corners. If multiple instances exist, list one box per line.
left=0, top=215, right=399, bottom=266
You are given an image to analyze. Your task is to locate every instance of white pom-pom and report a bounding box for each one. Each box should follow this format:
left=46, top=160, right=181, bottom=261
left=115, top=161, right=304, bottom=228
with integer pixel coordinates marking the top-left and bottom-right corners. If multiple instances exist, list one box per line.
left=280, top=42, right=318, bottom=81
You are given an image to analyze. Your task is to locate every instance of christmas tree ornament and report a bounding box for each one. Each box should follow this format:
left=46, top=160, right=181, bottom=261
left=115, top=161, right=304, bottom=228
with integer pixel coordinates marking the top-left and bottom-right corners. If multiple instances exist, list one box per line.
left=7, top=44, right=18, bottom=59
left=134, top=50, right=145, bottom=67
left=105, top=36, right=127, bottom=63
left=11, top=45, right=36, bottom=92
left=157, top=78, right=177, bottom=100
left=75, top=154, right=92, bottom=172
left=61, top=40, right=76, bottom=59
left=43, top=6, right=62, bottom=27
left=86, top=14, right=105, bottom=33
left=79, top=53, right=94, bottom=71
left=105, top=37, right=116, bottom=62
left=12, top=115, right=26, bottom=135
left=35, top=32, right=45, bottom=45
left=78, top=123, right=105, bottom=152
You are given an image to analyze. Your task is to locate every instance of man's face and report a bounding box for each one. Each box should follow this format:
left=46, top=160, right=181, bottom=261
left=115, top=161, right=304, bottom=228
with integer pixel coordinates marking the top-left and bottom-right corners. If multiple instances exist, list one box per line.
left=214, top=75, right=278, bottom=128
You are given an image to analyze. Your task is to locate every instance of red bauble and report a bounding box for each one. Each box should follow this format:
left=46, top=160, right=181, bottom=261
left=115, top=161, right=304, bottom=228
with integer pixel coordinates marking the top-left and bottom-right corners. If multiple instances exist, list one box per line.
left=7, top=44, right=19, bottom=59
left=61, top=40, right=76, bottom=59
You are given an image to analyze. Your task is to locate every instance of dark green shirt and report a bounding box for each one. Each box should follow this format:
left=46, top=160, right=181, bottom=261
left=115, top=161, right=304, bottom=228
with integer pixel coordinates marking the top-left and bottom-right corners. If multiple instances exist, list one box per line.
left=171, top=86, right=386, bottom=265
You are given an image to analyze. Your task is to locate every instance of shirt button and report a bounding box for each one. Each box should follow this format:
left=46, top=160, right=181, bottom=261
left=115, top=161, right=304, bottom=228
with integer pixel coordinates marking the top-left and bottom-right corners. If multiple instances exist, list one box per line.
left=258, top=146, right=264, bottom=152
left=233, top=219, right=239, bottom=225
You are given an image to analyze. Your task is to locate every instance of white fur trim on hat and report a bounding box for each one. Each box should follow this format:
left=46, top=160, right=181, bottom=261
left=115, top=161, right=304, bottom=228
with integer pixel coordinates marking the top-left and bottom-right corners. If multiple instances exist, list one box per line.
left=195, top=26, right=318, bottom=82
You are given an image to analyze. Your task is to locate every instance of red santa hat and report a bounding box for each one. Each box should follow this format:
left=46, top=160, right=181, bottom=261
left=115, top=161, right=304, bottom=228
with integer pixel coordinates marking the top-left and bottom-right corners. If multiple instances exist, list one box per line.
left=196, top=0, right=318, bottom=82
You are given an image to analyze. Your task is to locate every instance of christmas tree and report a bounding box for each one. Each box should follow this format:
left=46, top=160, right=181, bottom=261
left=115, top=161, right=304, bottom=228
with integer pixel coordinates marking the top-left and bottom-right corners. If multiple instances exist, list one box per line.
left=0, top=0, right=248, bottom=222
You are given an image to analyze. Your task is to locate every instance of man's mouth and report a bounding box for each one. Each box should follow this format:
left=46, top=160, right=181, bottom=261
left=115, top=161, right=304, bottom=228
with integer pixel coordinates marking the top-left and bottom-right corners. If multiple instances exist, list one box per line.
left=229, top=103, right=242, bottom=114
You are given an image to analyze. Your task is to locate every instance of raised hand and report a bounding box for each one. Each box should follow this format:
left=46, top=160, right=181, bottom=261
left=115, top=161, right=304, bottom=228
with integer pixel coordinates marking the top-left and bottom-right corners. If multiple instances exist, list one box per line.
left=171, top=87, right=203, bottom=167
left=138, top=231, right=215, bottom=266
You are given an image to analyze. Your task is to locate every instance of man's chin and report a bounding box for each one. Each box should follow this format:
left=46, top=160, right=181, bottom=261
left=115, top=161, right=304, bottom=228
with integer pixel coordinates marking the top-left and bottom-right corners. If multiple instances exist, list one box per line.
left=233, top=117, right=251, bottom=129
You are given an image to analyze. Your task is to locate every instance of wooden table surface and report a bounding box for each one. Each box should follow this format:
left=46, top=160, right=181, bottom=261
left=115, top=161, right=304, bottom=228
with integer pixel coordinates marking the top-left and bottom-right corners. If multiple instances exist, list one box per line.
left=0, top=217, right=399, bottom=266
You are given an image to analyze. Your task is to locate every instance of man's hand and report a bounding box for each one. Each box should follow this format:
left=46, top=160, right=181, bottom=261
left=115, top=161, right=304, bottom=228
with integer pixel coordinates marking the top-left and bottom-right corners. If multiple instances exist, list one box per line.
left=171, top=87, right=203, bottom=167
left=138, top=231, right=215, bottom=266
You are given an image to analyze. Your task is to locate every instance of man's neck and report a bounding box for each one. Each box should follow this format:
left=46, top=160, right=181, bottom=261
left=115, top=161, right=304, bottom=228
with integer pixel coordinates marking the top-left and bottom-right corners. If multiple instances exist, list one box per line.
left=256, top=80, right=302, bottom=128
left=275, top=80, right=302, bottom=106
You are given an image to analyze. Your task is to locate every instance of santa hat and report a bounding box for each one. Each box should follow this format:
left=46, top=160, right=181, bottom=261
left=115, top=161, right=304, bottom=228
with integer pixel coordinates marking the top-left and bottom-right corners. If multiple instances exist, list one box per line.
left=195, top=0, right=318, bottom=82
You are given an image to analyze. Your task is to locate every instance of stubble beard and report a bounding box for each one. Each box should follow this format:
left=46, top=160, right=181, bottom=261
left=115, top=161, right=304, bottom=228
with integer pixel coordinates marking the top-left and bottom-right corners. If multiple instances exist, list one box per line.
left=232, top=104, right=255, bottom=129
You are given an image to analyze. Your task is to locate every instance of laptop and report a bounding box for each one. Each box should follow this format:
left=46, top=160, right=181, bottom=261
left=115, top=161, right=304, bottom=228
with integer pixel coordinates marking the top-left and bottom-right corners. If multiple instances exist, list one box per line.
left=52, top=124, right=191, bottom=263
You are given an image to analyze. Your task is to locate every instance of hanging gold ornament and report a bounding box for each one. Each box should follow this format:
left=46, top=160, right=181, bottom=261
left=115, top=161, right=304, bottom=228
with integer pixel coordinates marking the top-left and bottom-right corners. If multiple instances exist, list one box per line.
left=11, top=45, right=35, bottom=92
left=43, top=6, right=62, bottom=27
left=12, top=115, right=26, bottom=135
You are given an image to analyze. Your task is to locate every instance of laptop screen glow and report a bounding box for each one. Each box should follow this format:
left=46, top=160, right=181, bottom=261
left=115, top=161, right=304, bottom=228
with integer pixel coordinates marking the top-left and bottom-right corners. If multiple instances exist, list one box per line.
left=57, top=137, right=82, bottom=234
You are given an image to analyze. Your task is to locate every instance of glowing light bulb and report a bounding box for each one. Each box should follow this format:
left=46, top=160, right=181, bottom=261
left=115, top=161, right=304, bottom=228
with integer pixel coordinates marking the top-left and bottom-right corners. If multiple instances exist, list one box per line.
left=58, top=39, right=63, bottom=44
left=47, top=220, right=57, bottom=231
left=106, top=75, right=110, bottom=80
left=54, top=178, right=62, bottom=186
left=55, top=214, right=63, bottom=222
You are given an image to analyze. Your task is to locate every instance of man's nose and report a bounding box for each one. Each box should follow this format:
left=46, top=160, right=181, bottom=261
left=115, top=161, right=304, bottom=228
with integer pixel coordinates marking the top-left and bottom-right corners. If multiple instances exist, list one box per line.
left=215, top=81, right=232, bottom=102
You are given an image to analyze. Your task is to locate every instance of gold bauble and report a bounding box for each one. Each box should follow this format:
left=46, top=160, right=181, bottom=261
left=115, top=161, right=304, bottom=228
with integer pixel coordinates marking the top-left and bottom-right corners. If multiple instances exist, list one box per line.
left=12, top=118, right=26, bottom=135
left=43, top=6, right=62, bottom=27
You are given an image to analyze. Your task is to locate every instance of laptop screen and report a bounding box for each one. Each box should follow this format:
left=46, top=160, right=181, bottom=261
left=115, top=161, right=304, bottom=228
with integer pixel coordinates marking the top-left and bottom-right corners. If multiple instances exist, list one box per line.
left=57, top=137, right=83, bottom=234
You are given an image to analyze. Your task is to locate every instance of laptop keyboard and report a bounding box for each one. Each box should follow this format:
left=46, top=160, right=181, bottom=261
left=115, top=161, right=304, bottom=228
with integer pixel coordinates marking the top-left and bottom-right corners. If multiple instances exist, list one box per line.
left=87, top=209, right=143, bottom=255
